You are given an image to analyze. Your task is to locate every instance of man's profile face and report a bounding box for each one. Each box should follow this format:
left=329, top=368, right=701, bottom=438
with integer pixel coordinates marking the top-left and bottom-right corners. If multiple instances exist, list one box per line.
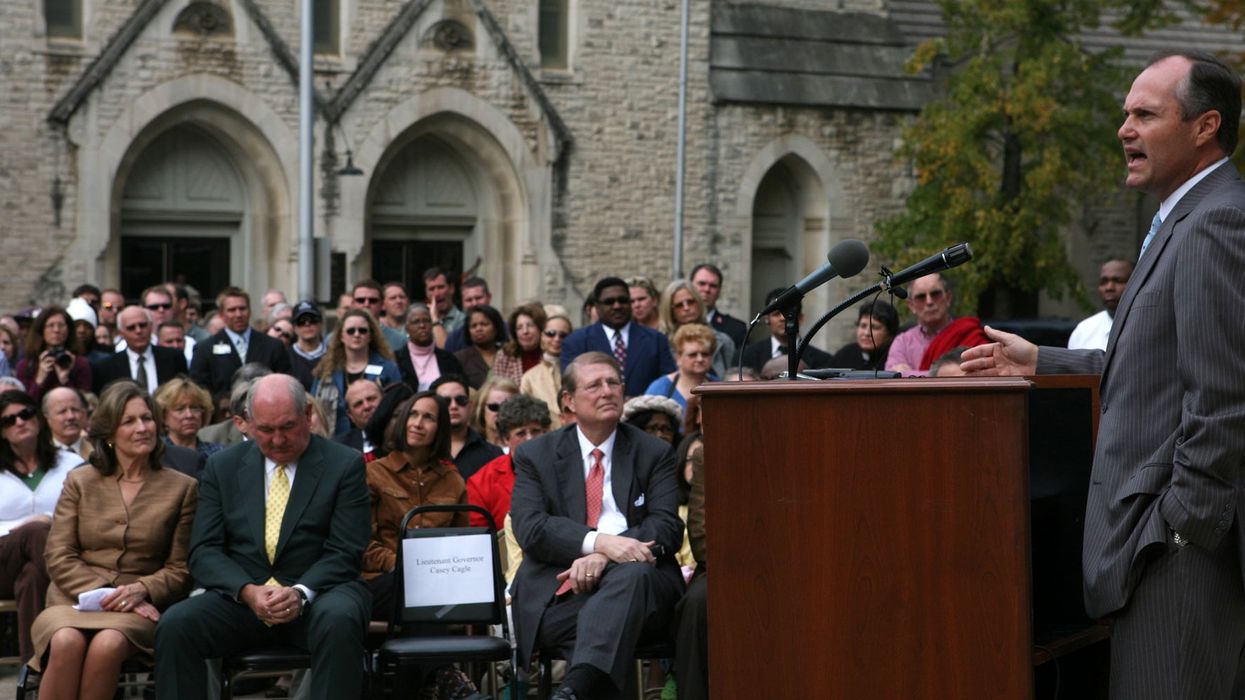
left=461, top=284, right=491, bottom=310
left=425, top=275, right=454, bottom=313
left=434, top=381, right=470, bottom=429
left=221, top=295, right=251, bottom=334
left=691, top=268, right=722, bottom=309
left=1098, top=260, right=1134, bottom=313
left=345, top=381, right=382, bottom=428
left=249, top=379, right=312, bottom=464
left=117, top=307, right=152, bottom=352
left=566, top=362, right=624, bottom=427
left=1119, top=56, right=1215, bottom=201
left=44, top=388, right=85, bottom=444
left=906, top=274, right=951, bottom=329
left=595, top=284, right=632, bottom=330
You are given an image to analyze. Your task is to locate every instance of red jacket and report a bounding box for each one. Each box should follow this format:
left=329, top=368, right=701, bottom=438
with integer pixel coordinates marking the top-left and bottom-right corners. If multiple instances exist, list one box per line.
left=466, top=453, right=514, bottom=529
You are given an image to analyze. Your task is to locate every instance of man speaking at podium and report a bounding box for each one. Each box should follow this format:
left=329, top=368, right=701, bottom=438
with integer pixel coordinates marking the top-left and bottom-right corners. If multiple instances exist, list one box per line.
left=962, top=52, right=1245, bottom=698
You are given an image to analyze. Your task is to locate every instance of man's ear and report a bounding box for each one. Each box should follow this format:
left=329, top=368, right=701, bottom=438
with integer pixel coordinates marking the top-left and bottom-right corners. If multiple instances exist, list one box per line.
left=1195, top=110, right=1223, bottom=149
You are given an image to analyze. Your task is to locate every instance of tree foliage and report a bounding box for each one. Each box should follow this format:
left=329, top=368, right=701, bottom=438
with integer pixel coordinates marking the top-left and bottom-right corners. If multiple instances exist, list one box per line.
left=873, top=0, right=1170, bottom=315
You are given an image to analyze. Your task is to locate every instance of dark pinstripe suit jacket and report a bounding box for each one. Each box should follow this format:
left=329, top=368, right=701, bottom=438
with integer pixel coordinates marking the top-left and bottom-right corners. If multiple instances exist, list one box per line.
left=1039, top=162, right=1245, bottom=618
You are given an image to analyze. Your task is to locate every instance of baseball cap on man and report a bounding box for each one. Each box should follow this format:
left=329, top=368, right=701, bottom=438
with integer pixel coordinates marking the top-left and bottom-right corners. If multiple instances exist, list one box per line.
left=292, top=300, right=322, bottom=323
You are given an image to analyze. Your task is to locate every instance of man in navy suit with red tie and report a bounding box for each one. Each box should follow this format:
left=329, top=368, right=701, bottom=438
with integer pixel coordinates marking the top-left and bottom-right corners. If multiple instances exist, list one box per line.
left=560, top=277, right=676, bottom=398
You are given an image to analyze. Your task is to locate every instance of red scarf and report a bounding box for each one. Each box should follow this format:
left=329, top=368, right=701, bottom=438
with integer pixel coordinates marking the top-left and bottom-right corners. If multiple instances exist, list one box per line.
left=919, top=317, right=990, bottom=370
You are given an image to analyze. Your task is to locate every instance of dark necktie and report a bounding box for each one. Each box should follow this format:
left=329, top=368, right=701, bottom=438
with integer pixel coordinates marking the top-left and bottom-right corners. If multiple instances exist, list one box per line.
left=612, top=332, right=627, bottom=373
left=135, top=354, right=149, bottom=390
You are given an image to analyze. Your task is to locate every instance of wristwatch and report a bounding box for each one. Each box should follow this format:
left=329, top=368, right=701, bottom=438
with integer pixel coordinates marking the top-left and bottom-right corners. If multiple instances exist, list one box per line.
left=294, top=587, right=310, bottom=610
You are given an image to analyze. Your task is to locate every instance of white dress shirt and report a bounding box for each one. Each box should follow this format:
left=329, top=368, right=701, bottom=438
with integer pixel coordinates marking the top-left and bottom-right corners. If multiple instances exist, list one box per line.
left=127, top=347, right=158, bottom=388
left=576, top=427, right=626, bottom=555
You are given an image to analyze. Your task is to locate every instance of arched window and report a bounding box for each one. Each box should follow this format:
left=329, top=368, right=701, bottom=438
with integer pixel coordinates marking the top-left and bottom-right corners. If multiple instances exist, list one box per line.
left=44, top=0, right=82, bottom=39
left=539, top=0, right=569, bottom=69
left=313, top=0, right=340, bottom=55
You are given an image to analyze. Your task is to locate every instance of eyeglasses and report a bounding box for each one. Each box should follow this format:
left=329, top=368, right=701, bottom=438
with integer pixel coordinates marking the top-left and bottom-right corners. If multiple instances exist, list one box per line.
left=0, top=407, right=37, bottom=429
left=577, top=377, right=623, bottom=394
left=123, top=322, right=151, bottom=332
left=672, top=299, right=698, bottom=310
left=294, top=317, right=320, bottom=326
left=354, top=297, right=380, bottom=305
left=276, top=332, right=294, bottom=341
left=682, top=350, right=711, bottom=358
left=486, top=403, right=502, bottom=412
left=543, top=329, right=570, bottom=339
left=598, top=296, right=631, bottom=307
left=145, top=302, right=172, bottom=311
left=343, top=327, right=370, bottom=336
left=443, top=394, right=469, bottom=406
left=911, top=289, right=946, bottom=304
left=101, top=302, right=116, bottom=310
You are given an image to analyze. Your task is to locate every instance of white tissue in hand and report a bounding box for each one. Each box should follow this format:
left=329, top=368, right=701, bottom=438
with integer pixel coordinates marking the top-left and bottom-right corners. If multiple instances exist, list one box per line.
left=74, top=587, right=117, bottom=612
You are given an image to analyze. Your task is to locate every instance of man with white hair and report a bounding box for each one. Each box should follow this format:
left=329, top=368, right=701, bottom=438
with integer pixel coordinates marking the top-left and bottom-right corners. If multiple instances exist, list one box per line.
left=91, top=306, right=187, bottom=395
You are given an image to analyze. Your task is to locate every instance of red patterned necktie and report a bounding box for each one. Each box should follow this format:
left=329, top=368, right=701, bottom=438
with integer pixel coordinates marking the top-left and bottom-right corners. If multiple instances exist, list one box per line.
left=612, top=331, right=627, bottom=373
left=557, top=449, right=606, bottom=596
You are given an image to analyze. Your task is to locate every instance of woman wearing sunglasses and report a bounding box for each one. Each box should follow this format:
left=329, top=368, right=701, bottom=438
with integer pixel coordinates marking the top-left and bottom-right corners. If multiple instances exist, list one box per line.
left=311, top=309, right=401, bottom=436
left=470, top=375, right=519, bottom=447
left=0, top=390, right=82, bottom=663
left=520, top=310, right=573, bottom=428
left=658, top=280, right=736, bottom=379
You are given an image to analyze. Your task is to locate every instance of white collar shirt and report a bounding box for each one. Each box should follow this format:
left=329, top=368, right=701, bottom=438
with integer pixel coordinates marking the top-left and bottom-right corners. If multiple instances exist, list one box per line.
left=127, top=346, right=158, bottom=388
left=575, top=426, right=626, bottom=554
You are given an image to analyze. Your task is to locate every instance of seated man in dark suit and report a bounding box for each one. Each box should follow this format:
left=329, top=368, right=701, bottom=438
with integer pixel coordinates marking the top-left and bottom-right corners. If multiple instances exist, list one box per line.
left=154, top=374, right=371, bottom=700
left=92, top=306, right=187, bottom=395
left=189, top=287, right=292, bottom=397
left=333, top=377, right=382, bottom=461
left=511, top=352, right=684, bottom=700
left=740, top=288, right=832, bottom=376
left=560, top=277, right=676, bottom=398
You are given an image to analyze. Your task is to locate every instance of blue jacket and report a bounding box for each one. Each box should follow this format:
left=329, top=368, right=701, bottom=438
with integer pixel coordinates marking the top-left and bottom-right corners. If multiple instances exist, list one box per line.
left=311, top=351, right=401, bottom=436
left=560, top=322, right=676, bottom=397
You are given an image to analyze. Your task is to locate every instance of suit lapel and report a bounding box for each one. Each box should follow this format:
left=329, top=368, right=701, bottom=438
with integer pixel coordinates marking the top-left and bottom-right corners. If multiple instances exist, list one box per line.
left=611, top=427, right=636, bottom=524
left=278, top=438, right=323, bottom=558
left=237, top=445, right=268, bottom=557
left=1101, top=162, right=1239, bottom=384
left=556, top=429, right=588, bottom=523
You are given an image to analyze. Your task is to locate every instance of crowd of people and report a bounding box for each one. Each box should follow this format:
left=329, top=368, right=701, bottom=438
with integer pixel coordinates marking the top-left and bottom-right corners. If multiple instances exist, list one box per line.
left=0, top=254, right=1116, bottom=699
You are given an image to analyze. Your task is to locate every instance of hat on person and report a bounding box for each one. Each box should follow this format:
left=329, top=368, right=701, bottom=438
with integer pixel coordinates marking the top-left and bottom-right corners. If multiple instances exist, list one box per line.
left=292, top=300, right=322, bottom=323
left=66, top=298, right=98, bottom=328
left=620, top=394, right=684, bottom=425
left=14, top=307, right=41, bottom=324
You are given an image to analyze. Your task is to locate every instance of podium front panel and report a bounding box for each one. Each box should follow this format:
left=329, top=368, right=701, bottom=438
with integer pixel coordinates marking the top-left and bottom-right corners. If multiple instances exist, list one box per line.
left=698, top=378, right=1033, bottom=699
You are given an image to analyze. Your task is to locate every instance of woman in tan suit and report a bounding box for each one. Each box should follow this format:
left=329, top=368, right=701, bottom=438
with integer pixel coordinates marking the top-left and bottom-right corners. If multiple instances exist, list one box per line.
left=28, top=381, right=197, bottom=700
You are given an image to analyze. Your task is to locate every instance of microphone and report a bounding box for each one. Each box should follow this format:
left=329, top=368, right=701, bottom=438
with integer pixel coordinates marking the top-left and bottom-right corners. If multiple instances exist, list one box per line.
left=882, top=243, right=973, bottom=291
left=758, top=239, right=870, bottom=316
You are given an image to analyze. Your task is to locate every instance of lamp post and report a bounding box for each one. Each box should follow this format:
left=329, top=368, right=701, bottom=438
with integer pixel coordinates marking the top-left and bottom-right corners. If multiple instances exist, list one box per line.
left=297, top=0, right=315, bottom=300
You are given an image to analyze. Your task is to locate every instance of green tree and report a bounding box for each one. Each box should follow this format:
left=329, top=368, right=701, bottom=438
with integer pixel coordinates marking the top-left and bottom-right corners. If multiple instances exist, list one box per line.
left=874, top=0, right=1170, bottom=317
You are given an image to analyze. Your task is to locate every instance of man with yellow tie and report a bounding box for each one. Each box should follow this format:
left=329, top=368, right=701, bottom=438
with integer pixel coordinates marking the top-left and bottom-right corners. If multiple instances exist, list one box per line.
left=154, top=374, right=371, bottom=700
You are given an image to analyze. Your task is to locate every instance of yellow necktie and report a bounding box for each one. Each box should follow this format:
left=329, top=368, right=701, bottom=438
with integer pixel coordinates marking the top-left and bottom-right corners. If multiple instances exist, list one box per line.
left=264, top=465, right=290, bottom=586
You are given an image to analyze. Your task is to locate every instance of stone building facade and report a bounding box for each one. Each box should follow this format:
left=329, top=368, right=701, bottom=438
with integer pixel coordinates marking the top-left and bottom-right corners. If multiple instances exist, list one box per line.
left=2, top=0, right=1240, bottom=349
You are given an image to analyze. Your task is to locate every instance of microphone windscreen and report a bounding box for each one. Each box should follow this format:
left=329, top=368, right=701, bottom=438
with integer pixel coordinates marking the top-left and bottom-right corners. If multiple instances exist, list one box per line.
left=828, top=239, right=870, bottom=278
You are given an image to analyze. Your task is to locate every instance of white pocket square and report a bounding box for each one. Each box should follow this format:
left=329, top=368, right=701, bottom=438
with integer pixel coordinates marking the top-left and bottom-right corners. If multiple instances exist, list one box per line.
left=634, top=493, right=645, bottom=507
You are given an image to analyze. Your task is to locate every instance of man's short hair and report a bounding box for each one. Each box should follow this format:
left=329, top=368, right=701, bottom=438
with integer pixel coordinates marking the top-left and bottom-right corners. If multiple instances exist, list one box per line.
left=168, top=283, right=190, bottom=303
left=215, top=286, right=251, bottom=310
left=689, top=263, right=723, bottom=284
left=228, top=363, right=273, bottom=397
left=158, top=320, right=184, bottom=334
left=592, top=277, right=629, bottom=301
left=1150, top=50, right=1242, bottom=156
left=423, top=266, right=452, bottom=284
left=141, top=285, right=173, bottom=303
left=246, top=374, right=306, bottom=421
left=562, top=351, right=621, bottom=395
left=382, top=281, right=407, bottom=295
left=72, top=284, right=101, bottom=299
left=352, top=279, right=382, bottom=295
left=929, top=347, right=969, bottom=377
left=429, top=373, right=469, bottom=395
left=764, top=286, right=799, bottom=316
left=495, top=394, right=552, bottom=436
left=461, top=276, right=489, bottom=294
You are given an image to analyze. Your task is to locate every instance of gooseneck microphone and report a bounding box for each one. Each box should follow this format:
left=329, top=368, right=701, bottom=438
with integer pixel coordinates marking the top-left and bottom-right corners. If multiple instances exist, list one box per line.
left=881, top=243, right=973, bottom=292
left=757, top=239, right=871, bottom=316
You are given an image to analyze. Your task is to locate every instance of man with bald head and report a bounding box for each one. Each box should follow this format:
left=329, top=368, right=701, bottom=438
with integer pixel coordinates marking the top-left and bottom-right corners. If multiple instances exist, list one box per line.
left=91, top=306, right=187, bottom=395
left=155, top=374, right=371, bottom=700
left=963, top=51, right=1245, bottom=697
left=42, top=387, right=90, bottom=460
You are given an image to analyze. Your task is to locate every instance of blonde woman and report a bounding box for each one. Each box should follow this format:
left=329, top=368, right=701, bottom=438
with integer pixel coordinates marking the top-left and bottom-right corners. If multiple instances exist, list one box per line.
left=658, top=280, right=736, bottom=378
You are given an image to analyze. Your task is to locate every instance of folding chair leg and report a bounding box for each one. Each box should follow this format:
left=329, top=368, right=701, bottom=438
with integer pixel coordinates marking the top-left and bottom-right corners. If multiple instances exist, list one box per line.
left=539, top=657, right=553, bottom=699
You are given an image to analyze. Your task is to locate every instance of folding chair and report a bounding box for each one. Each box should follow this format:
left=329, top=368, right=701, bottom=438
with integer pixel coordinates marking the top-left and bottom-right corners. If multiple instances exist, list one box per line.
left=220, top=645, right=311, bottom=700
left=372, top=503, right=518, bottom=698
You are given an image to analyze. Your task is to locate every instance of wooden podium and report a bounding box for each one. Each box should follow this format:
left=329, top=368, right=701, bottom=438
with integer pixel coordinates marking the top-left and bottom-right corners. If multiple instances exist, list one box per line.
left=696, top=377, right=1046, bottom=698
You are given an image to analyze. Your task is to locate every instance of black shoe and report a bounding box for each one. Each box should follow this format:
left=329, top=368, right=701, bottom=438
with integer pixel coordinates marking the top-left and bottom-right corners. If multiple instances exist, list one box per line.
left=550, top=688, right=580, bottom=700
